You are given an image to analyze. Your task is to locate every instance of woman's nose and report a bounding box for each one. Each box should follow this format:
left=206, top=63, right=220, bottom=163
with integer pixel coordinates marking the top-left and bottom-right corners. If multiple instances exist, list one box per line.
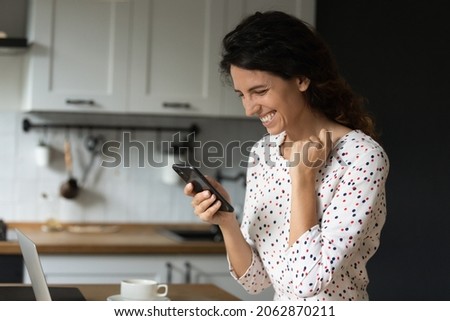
left=242, top=98, right=259, bottom=117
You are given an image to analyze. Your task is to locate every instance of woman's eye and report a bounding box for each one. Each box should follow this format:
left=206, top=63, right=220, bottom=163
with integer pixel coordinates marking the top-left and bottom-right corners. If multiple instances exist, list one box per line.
left=255, top=89, right=268, bottom=95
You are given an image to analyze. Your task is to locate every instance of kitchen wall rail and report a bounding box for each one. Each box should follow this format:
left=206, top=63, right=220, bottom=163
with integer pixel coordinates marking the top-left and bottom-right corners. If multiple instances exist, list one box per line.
left=22, top=118, right=199, bottom=136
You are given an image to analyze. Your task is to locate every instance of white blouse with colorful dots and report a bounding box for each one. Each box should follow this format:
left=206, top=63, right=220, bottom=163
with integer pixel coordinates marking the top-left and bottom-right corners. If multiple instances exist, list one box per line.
left=229, top=130, right=389, bottom=301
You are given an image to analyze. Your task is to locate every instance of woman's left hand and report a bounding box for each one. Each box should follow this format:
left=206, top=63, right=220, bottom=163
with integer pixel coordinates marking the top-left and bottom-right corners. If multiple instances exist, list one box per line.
left=287, top=128, right=332, bottom=244
left=289, top=128, right=332, bottom=180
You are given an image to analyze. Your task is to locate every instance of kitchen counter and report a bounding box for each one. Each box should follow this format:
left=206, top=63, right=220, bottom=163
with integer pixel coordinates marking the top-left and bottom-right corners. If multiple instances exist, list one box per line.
left=79, top=283, right=240, bottom=301
left=0, top=283, right=240, bottom=301
left=0, top=222, right=226, bottom=255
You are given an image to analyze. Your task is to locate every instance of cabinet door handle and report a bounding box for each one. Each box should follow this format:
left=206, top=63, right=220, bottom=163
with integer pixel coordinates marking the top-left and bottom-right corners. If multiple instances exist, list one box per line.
left=162, top=102, right=191, bottom=109
left=166, top=262, right=173, bottom=284
left=184, top=261, right=191, bottom=284
left=0, top=219, right=6, bottom=241
left=66, top=99, right=95, bottom=106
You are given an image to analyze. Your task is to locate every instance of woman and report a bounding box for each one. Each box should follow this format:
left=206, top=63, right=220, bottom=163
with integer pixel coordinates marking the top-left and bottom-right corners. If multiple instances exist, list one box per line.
left=184, top=11, right=389, bottom=300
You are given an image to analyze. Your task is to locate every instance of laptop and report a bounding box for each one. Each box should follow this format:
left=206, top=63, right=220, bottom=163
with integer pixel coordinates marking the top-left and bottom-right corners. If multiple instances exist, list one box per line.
left=0, top=229, right=85, bottom=301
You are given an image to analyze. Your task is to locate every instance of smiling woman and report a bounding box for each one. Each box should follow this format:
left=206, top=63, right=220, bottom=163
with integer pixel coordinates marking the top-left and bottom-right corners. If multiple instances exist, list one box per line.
left=182, top=11, right=389, bottom=301
left=229, top=66, right=312, bottom=136
left=220, top=11, right=377, bottom=141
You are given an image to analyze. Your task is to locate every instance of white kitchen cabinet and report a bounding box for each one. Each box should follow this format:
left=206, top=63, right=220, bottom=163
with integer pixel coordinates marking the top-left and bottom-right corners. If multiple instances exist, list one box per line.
left=23, top=0, right=315, bottom=118
left=24, top=254, right=274, bottom=300
left=128, top=0, right=225, bottom=116
left=29, top=254, right=166, bottom=284
left=23, top=0, right=131, bottom=112
left=0, top=55, right=24, bottom=111
left=129, top=0, right=316, bottom=118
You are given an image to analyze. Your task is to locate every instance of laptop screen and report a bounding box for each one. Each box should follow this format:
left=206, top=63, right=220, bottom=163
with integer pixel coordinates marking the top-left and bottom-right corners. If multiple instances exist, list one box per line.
left=4, top=229, right=85, bottom=301
left=15, top=228, right=52, bottom=301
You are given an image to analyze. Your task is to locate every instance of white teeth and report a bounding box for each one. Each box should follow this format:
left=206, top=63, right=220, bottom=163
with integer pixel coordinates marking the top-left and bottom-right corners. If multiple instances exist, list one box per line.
left=260, top=111, right=276, bottom=123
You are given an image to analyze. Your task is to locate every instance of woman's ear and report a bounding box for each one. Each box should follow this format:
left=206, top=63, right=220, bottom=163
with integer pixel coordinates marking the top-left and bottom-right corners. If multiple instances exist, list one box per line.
left=297, top=76, right=311, bottom=92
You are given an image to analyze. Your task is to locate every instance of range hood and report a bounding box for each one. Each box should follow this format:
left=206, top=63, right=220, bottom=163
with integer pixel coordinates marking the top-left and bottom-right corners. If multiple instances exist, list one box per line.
left=0, top=0, right=29, bottom=53
left=0, top=36, right=29, bottom=54
left=0, top=38, right=28, bottom=47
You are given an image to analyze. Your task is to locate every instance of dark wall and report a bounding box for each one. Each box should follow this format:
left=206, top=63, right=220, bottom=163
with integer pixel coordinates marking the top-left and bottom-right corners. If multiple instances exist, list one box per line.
left=316, top=1, right=450, bottom=300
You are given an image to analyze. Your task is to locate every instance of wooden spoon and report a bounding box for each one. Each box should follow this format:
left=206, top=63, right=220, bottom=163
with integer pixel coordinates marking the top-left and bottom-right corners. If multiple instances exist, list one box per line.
left=60, top=139, right=79, bottom=199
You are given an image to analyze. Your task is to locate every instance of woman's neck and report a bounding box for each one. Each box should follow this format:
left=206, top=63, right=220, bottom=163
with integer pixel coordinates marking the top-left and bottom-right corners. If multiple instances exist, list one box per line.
left=284, top=111, right=332, bottom=143
left=283, top=112, right=352, bottom=150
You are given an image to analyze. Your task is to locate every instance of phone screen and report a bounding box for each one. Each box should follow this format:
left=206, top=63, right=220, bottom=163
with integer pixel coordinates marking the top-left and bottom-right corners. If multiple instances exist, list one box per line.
left=172, top=164, right=234, bottom=212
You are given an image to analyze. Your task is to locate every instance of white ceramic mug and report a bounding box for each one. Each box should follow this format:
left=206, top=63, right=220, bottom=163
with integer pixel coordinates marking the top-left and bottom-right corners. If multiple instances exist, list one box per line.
left=120, top=279, right=168, bottom=300
left=35, top=144, right=50, bottom=167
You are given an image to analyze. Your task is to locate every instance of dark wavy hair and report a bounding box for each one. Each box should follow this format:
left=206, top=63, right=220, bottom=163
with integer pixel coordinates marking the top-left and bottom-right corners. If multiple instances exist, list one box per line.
left=220, top=11, right=378, bottom=141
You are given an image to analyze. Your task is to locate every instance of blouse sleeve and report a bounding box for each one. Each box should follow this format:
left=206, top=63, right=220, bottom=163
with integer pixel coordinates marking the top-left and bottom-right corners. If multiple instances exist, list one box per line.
left=285, top=147, right=389, bottom=298
left=228, top=229, right=272, bottom=294
left=228, top=143, right=272, bottom=294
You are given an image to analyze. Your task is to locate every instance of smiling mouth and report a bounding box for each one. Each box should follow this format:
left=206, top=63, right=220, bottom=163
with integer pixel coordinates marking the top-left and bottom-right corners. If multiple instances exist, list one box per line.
left=260, top=111, right=276, bottom=123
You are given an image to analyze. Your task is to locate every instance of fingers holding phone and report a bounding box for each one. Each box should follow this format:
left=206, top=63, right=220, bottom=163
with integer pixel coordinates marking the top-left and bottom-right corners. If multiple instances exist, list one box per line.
left=174, top=164, right=235, bottom=224
left=183, top=182, right=224, bottom=224
left=174, top=164, right=234, bottom=212
left=191, top=190, right=224, bottom=223
left=203, top=176, right=231, bottom=203
left=183, top=182, right=196, bottom=197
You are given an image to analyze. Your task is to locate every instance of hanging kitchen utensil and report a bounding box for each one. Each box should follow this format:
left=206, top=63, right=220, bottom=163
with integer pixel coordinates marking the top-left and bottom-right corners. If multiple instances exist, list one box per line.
left=35, top=127, right=50, bottom=167
left=80, top=134, right=105, bottom=185
left=60, top=138, right=79, bottom=199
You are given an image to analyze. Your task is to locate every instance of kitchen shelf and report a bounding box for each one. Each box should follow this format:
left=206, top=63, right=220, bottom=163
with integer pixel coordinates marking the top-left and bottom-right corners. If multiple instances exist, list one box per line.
left=0, top=38, right=30, bottom=54
left=0, top=38, right=28, bottom=47
left=22, top=118, right=199, bottom=136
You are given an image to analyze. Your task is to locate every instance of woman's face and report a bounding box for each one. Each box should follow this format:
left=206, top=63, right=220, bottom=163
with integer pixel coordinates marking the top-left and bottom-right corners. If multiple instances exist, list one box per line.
left=230, top=65, right=310, bottom=136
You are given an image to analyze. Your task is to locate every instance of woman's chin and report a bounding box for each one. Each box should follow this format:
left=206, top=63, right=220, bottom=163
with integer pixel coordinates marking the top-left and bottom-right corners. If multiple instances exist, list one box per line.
left=264, top=126, right=283, bottom=136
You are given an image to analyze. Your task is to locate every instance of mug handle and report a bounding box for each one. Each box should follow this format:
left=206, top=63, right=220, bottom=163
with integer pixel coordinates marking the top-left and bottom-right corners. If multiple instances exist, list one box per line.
left=156, top=284, right=168, bottom=297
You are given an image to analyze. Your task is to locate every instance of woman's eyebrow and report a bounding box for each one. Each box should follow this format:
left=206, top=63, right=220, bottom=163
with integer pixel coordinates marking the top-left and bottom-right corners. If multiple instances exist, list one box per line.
left=234, top=84, right=268, bottom=93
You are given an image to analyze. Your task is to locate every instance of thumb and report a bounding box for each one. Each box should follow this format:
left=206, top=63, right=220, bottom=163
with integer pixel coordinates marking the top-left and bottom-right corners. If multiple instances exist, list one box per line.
left=319, top=128, right=333, bottom=155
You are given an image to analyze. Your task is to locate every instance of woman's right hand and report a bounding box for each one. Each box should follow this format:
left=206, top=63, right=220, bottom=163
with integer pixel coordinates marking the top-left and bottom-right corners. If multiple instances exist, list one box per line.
left=184, top=180, right=252, bottom=278
left=183, top=179, right=233, bottom=226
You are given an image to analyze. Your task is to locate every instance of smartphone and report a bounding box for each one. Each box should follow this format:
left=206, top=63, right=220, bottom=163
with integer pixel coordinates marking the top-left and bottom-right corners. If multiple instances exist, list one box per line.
left=172, top=164, right=234, bottom=212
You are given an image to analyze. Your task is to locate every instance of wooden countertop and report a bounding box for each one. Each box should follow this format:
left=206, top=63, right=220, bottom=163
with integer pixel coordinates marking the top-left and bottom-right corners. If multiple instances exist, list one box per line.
left=80, top=283, right=239, bottom=301
left=0, top=222, right=226, bottom=255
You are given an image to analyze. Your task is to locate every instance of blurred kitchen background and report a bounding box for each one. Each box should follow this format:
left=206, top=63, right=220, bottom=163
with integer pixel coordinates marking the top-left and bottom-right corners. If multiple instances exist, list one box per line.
left=0, top=0, right=275, bottom=223
left=0, top=112, right=264, bottom=222
left=1, top=0, right=449, bottom=300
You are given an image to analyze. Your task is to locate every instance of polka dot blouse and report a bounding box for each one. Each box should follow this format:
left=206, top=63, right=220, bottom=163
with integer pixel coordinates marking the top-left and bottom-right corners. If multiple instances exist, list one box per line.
left=229, top=130, right=389, bottom=301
